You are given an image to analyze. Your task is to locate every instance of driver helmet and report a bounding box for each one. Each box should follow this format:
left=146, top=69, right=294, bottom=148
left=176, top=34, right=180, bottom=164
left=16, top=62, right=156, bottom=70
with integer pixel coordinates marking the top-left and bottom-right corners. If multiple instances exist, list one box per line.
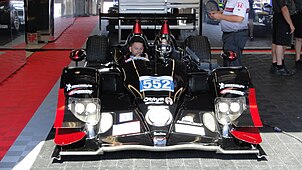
left=126, top=20, right=149, bottom=51
left=155, top=35, right=173, bottom=58
left=154, top=20, right=175, bottom=60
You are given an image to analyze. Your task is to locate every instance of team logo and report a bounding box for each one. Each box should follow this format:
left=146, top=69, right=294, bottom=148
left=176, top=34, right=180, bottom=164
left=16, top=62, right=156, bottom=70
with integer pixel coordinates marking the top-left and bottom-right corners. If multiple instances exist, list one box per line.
left=143, top=97, right=165, bottom=104
left=220, top=88, right=245, bottom=96
left=66, top=84, right=93, bottom=95
left=165, top=97, right=173, bottom=105
left=219, top=83, right=245, bottom=89
left=237, top=2, right=243, bottom=8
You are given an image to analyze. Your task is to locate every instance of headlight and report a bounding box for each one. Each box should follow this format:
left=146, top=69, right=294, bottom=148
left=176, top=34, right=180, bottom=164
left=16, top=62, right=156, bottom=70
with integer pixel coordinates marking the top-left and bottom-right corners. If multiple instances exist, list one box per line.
left=86, top=103, right=97, bottom=113
left=203, top=112, right=216, bottom=132
left=75, top=103, right=85, bottom=114
left=214, top=97, right=246, bottom=125
left=68, top=98, right=101, bottom=125
left=230, top=102, right=240, bottom=112
left=218, top=102, right=229, bottom=113
left=99, top=112, right=113, bottom=133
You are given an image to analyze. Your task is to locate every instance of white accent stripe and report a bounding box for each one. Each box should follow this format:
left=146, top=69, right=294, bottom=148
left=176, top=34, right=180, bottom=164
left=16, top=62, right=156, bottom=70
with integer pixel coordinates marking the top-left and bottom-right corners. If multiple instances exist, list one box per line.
left=12, top=141, right=45, bottom=170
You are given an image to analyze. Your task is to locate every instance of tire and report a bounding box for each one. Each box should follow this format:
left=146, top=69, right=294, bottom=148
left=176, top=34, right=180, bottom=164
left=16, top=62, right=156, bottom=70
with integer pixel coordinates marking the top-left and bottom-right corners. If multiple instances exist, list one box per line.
left=185, top=35, right=211, bottom=60
left=86, top=35, right=109, bottom=64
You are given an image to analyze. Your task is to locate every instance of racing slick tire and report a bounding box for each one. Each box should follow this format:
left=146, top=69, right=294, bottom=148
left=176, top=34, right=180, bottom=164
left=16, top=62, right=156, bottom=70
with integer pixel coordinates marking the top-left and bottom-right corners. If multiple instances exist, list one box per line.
left=86, top=35, right=109, bottom=65
left=185, top=35, right=211, bottom=60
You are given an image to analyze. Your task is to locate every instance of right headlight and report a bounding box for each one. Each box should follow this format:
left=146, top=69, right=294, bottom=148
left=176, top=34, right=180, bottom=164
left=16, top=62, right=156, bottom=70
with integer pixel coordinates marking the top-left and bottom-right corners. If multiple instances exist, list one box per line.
left=68, top=98, right=101, bottom=125
left=214, top=97, right=246, bottom=125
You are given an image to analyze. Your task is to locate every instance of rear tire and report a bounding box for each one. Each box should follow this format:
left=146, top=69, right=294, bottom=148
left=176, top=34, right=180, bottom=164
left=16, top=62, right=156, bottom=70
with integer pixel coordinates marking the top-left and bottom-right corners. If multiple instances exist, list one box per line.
left=185, top=35, right=211, bottom=60
left=86, top=35, right=109, bottom=63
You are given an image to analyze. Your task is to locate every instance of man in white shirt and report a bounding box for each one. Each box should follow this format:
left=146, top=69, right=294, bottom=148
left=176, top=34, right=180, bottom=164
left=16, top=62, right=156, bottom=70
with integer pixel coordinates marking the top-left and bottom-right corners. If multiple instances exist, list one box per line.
left=209, top=0, right=249, bottom=66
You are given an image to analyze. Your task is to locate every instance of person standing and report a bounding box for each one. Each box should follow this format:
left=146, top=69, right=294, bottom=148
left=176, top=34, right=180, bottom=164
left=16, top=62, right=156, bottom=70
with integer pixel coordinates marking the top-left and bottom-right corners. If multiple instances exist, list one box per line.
left=292, top=0, right=302, bottom=68
left=270, top=0, right=296, bottom=75
left=209, top=0, right=249, bottom=66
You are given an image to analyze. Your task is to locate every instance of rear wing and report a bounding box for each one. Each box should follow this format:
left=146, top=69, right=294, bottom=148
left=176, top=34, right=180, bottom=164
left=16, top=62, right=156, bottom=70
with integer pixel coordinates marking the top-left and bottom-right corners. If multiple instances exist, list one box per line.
left=99, top=13, right=198, bottom=43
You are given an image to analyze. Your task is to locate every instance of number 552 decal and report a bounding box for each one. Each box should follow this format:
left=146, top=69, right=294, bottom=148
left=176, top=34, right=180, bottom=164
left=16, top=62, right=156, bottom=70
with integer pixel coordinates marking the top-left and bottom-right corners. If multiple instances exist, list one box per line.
left=139, top=76, right=174, bottom=92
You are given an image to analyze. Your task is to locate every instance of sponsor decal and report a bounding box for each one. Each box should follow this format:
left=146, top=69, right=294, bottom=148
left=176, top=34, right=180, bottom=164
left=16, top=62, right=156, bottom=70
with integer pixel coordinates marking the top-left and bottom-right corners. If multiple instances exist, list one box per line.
left=66, top=84, right=94, bottom=95
left=153, top=136, right=167, bottom=146
left=143, top=97, right=173, bottom=105
left=68, top=89, right=93, bottom=95
left=154, top=131, right=167, bottom=136
left=66, top=84, right=93, bottom=91
left=177, top=120, right=203, bottom=127
left=175, top=124, right=205, bottom=136
left=143, top=97, right=165, bottom=105
left=219, top=83, right=245, bottom=89
left=165, top=97, right=173, bottom=105
left=119, top=112, right=133, bottom=122
left=112, top=121, right=140, bottom=136
left=220, top=88, right=245, bottom=96
left=237, top=2, right=243, bottom=8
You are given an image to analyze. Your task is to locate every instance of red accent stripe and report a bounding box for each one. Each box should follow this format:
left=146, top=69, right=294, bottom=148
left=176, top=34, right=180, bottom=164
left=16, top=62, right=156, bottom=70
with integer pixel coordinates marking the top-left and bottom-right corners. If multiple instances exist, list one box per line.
left=211, top=49, right=296, bottom=54
left=224, top=7, right=249, bottom=13
left=54, top=128, right=86, bottom=145
left=249, top=88, right=263, bottom=127
left=224, top=7, right=234, bottom=12
left=54, top=88, right=65, bottom=128
left=231, top=127, right=262, bottom=144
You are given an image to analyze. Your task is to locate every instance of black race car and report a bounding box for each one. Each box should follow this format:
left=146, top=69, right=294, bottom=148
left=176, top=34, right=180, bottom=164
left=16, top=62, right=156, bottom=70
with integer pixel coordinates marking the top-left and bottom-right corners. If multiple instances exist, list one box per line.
left=52, top=20, right=264, bottom=160
left=0, top=0, right=20, bottom=31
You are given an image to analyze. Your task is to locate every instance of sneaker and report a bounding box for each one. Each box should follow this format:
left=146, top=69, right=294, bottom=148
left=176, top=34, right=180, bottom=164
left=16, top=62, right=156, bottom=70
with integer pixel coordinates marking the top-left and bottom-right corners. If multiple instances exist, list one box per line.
left=275, top=67, right=295, bottom=76
left=296, top=60, right=302, bottom=69
left=250, top=36, right=254, bottom=41
left=269, top=64, right=277, bottom=74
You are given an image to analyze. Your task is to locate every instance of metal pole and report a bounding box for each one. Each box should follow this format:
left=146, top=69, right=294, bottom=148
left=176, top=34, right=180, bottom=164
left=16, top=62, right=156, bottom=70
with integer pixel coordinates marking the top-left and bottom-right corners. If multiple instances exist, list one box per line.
left=199, top=0, right=202, bottom=35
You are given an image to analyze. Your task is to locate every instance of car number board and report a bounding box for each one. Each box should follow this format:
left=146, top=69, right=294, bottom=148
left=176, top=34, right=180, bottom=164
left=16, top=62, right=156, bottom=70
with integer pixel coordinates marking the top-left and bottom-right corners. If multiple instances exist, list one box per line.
left=139, top=76, right=174, bottom=92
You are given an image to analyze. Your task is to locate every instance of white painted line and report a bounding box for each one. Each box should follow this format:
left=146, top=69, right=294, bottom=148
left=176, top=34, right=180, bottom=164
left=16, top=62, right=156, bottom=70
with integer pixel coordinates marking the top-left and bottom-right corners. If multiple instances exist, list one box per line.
left=12, top=141, right=45, bottom=170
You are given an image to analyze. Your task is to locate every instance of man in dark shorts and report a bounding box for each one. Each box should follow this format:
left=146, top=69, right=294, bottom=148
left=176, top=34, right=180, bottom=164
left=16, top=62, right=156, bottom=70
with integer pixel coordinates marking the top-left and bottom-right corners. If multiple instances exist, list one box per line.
left=270, top=0, right=296, bottom=76
left=292, top=0, right=302, bottom=68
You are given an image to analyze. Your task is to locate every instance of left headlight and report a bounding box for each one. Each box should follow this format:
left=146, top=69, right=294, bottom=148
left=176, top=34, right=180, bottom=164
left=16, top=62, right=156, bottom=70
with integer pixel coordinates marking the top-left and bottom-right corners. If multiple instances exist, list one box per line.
left=214, top=97, right=246, bottom=125
left=68, top=98, right=101, bottom=125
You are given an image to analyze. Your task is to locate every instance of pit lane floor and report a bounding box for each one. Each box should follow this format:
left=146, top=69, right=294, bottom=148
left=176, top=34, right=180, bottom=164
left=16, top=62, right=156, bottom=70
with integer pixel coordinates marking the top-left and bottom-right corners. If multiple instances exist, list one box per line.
left=1, top=20, right=302, bottom=169
left=2, top=53, right=302, bottom=170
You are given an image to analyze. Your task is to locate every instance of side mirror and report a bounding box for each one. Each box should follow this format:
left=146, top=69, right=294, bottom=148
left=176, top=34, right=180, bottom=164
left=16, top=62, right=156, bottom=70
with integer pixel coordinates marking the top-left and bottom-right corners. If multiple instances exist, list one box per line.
left=69, top=49, right=86, bottom=66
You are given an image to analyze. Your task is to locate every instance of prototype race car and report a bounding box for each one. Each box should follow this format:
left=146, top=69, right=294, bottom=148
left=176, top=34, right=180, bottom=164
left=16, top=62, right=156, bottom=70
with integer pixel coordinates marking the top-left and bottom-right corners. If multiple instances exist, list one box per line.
left=52, top=20, right=264, bottom=160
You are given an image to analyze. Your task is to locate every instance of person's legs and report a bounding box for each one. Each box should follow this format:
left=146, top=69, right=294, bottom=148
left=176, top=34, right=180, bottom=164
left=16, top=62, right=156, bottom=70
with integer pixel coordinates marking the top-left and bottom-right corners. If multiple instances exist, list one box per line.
left=295, top=38, right=302, bottom=68
left=222, top=30, right=248, bottom=67
left=275, top=45, right=284, bottom=66
left=292, top=13, right=302, bottom=68
left=271, top=13, right=294, bottom=75
left=248, top=19, right=254, bottom=40
left=271, top=44, right=277, bottom=63
left=295, top=38, right=302, bottom=61
left=222, top=32, right=238, bottom=66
